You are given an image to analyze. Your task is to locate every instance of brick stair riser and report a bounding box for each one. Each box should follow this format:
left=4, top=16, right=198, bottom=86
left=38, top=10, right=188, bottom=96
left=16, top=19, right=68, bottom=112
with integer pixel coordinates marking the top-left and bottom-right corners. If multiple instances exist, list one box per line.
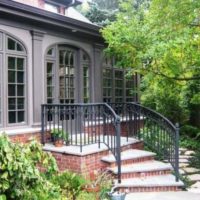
left=118, top=186, right=182, bottom=193
left=120, top=141, right=144, bottom=152
left=108, top=156, right=154, bottom=168
left=116, top=170, right=171, bottom=179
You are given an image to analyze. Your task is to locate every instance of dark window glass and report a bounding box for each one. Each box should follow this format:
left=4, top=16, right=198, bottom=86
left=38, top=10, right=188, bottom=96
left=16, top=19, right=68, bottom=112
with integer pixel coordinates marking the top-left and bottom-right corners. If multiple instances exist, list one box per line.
left=47, top=63, right=53, bottom=74
left=17, top=72, right=24, bottom=83
left=47, top=77, right=52, bottom=86
left=17, top=98, right=24, bottom=109
left=8, top=38, right=15, bottom=50
left=7, top=37, right=25, bottom=52
left=8, top=71, right=16, bottom=83
left=17, top=43, right=23, bottom=51
left=17, top=85, right=24, bottom=96
left=17, top=58, right=24, bottom=70
left=47, top=87, right=53, bottom=97
left=9, top=112, right=16, bottom=123
left=8, top=57, right=15, bottom=69
left=8, top=85, right=16, bottom=96
left=8, top=98, right=15, bottom=110
left=47, top=48, right=54, bottom=56
left=18, top=111, right=24, bottom=122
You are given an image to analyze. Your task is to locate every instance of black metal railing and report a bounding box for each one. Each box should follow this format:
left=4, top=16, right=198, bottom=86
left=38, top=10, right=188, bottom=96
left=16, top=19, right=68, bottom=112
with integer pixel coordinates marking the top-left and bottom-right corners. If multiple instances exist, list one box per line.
left=41, top=103, right=122, bottom=183
left=109, top=102, right=180, bottom=182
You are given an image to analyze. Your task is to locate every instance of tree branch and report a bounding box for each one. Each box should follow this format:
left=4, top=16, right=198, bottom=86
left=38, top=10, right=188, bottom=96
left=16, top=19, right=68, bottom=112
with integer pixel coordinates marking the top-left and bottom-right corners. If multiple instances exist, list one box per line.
left=152, top=71, right=200, bottom=81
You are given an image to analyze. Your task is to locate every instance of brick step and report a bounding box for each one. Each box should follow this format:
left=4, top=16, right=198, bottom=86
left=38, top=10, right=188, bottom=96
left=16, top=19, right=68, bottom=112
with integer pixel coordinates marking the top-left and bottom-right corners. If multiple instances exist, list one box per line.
left=109, top=161, right=173, bottom=179
left=114, top=174, right=184, bottom=193
left=101, top=149, right=156, bottom=167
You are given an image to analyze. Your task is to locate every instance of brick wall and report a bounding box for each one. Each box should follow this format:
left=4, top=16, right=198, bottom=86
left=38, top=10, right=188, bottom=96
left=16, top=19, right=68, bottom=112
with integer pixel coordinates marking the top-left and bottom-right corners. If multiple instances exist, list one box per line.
left=7, top=126, right=143, bottom=179
left=46, top=141, right=143, bottom=179
left=9, top=131, right=51, bottom=143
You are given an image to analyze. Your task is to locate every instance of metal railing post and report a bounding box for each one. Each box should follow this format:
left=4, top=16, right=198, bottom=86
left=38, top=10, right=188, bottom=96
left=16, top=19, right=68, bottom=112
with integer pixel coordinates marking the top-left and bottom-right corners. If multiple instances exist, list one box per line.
left=175, top=123, right=180, bottom=182
left=116, top=116, right=121, bottom=184
left=41, top=105, right=45, bottom=144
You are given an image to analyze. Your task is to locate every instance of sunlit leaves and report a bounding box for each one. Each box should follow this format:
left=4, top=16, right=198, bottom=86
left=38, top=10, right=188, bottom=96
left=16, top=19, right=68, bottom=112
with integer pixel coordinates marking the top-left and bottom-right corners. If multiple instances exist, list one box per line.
left=102, top=0, right=200, bottom=80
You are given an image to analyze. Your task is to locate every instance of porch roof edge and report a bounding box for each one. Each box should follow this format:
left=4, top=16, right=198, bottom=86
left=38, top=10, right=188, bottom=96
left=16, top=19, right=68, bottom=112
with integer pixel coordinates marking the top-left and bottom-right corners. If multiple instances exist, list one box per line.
left=0, top=0, right=103, bottom=42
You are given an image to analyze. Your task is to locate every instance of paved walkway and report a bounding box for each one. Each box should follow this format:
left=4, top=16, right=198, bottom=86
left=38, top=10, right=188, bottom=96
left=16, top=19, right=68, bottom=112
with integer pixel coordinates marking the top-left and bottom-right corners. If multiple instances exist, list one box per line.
left=125, top=192, right=200, bottom=200
left=179, top=148, right=200, bottom=193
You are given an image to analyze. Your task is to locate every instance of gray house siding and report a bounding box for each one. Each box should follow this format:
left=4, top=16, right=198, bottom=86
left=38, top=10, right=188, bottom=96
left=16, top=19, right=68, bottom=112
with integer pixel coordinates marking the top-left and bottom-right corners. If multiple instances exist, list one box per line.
left=0, top=0, right=139, bottom=134
left=0, top=13, right=104, bottom=131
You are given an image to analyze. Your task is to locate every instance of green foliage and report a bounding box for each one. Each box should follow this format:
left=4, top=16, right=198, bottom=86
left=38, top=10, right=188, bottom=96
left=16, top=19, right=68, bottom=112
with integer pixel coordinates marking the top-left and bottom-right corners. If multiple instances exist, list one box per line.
left=180, top=125, right=200, bottom=139
left=52, top=171, right=87, bottom=200
left=0, top=134, right=61, bottom=200
left=180, top=125, right=200, bottom=150
left=76, top=191, right=96, bottom=200
left=51, top=128, right=69, bottom=141
left=78, top=0, right=119, bottom=26
left=102, top=0, right=200, bottom=81
left=141, top=75, right=189, bottom=124
left=0, top=195, right=6, bottom=200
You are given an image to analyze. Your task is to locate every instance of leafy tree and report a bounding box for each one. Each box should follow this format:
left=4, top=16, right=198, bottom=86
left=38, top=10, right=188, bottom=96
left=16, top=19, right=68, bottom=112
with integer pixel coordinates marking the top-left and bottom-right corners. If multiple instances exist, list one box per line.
left=102, top=0, right=200, bottom=81
left=78, top=0, right=120, bottom=26
left=102, top=0, right=200, bottom=127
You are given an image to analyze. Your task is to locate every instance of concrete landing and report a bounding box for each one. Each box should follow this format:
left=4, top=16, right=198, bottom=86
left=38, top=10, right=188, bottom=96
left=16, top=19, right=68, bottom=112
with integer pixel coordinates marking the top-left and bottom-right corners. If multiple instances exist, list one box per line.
left=125, top=192, right=200, bottom=200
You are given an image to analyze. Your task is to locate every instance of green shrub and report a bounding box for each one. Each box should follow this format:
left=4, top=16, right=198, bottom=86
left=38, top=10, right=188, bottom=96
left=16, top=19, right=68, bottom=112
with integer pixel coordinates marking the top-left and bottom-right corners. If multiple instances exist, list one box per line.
left=180, top=125, right=200, bottom=139
left=77, top=191, right=96, bottom=200
left=52, top=171, right=87, bottom=200
left=180, top=125, right=200, bottom=150
left=0, top=134, right=62, bottom=200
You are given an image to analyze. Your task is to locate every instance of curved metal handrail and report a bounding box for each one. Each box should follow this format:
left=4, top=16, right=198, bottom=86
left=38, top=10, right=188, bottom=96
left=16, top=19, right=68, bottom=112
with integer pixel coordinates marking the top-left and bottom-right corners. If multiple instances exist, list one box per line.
left=109, top=102, right=179, bottom=182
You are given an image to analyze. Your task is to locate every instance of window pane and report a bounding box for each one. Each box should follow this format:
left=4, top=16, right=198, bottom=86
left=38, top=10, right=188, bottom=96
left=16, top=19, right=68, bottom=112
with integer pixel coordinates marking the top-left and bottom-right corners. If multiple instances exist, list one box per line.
left=8, top=38, right=16, bottom=50
left=17, top=58, right=24, bottom=70
left=47, top=48, right=54, bottom=56
left=17, top=85, right=24, bottom=96
left=17, top=72, right=24, bottom=83
left=9, top=111, right=16, bottom=123
left=8, top=85, right=16, bottom=96
left=18, top=111, right=24, bottom=122
left=47, top=77, right=53, bottom=85
left=17, top=43, right=23, bottom=51
left=47, top=87, right=53, bottom=97
left=47, top=63, right=53, bottom=74
left=17, top=98, right=24, bottom=109
left=8, top=98, right=16, bottom=110
left=8, top=57, right=16, bottom=69
left=8, top=71, right=16, bottom=83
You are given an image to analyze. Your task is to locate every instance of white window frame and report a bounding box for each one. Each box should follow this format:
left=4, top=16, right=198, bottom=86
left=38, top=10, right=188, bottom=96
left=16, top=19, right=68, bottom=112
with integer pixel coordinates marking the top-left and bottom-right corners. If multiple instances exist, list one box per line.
left=6, top=54, right=27, bottom=126
left=0, top=33, right=27, bottom=128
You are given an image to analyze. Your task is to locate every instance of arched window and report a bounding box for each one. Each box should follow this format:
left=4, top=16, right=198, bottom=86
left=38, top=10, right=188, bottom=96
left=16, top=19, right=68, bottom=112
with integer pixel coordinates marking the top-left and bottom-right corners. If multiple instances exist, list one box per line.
left=0, top=32, right=27, bottom=127
left=45, top=45, right=90, bottom=104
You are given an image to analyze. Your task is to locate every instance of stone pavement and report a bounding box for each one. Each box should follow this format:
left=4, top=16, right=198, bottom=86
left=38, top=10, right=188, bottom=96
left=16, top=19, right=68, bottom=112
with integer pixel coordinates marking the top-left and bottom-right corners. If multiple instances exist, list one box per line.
left=125, top=192, right=200, bottom=200
left=179, top=148, right=200, bottom=193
